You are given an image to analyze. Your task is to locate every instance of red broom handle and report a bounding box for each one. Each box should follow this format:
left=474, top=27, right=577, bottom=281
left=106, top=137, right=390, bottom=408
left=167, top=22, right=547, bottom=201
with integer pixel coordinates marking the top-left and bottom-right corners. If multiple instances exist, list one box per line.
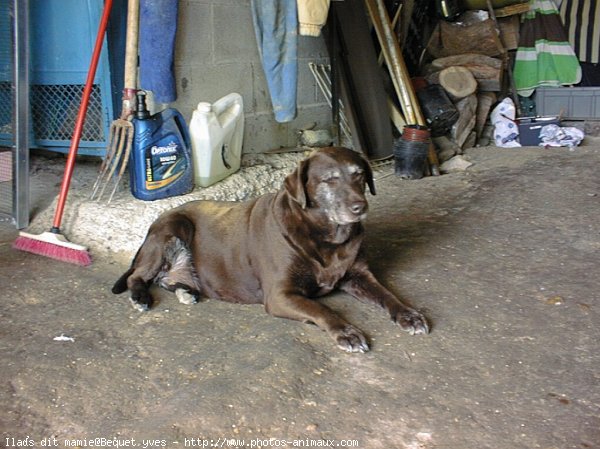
left=52, top=0, right=113, bottom=231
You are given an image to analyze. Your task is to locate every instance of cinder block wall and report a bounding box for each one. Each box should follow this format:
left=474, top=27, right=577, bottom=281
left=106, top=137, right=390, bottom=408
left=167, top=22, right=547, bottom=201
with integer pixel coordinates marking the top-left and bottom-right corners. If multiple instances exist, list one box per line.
left=171, top=0, right=332, bottom=153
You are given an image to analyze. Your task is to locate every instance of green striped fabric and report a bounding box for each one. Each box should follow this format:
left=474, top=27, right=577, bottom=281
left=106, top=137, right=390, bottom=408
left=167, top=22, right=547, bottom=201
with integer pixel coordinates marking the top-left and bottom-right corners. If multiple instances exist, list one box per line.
left=514, top=0, right=582, bottom=96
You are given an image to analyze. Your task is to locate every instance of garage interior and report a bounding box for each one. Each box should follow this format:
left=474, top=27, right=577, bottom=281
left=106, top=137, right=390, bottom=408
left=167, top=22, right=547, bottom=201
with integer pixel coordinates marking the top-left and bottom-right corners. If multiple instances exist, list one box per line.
left=1, top=0, right=599, bottom=448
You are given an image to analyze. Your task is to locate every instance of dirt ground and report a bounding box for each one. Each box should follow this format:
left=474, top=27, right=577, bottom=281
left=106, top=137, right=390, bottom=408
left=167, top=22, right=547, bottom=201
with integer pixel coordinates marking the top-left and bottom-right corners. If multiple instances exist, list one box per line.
left=1, top=143, right=599, bottom=449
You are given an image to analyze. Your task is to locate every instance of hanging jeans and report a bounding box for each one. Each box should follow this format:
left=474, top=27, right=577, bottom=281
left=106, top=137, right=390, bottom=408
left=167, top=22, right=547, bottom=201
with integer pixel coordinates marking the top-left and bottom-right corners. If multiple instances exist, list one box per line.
left=139, top=0, right=179, bottom=104
left=251, top=0, right=298, bottom=123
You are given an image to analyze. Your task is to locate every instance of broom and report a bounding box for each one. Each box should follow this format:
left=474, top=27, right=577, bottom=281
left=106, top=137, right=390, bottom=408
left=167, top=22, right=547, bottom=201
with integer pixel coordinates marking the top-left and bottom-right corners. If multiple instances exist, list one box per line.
left=13, top=0, right=114, bottom=266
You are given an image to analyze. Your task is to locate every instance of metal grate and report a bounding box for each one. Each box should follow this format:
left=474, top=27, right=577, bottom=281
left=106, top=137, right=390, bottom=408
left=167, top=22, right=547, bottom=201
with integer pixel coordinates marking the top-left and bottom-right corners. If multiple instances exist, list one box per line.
left=0, top=82, right=107, bottom=144
left=0, top=148, right=11, bottom=217
left=0, top=1, right=13, bottom=219
left=0, top=81, right=11, bottom=136
left=31, top=83, right=105, bottom=142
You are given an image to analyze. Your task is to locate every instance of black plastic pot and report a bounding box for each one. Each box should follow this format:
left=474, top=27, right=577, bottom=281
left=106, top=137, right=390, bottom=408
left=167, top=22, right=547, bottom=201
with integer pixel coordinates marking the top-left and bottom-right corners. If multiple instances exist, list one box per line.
left=394, top=125, right=431, bottom=180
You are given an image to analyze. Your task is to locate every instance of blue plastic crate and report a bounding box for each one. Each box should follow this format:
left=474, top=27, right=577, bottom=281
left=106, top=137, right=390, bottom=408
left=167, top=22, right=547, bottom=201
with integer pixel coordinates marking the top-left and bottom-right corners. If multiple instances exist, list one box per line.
left=0, top=0, right=126, bottom=157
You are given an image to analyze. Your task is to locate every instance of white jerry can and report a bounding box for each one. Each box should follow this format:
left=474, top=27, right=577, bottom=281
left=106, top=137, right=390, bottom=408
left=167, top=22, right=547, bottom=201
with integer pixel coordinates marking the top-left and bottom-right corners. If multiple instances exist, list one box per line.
left=189, top=93, right=244, bottom=188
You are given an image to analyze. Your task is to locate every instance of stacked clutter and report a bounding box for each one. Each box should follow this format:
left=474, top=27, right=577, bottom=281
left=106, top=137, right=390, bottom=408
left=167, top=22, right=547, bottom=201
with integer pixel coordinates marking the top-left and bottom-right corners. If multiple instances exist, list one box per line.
left=363, top=0, right=439, bottom=178
left=419, top=7, right=521, bottom=169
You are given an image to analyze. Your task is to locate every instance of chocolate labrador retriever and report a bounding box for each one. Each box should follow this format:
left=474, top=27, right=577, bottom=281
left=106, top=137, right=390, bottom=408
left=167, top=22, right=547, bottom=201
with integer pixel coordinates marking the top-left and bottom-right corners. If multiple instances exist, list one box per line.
left=112, top=147, right=429, bottom=352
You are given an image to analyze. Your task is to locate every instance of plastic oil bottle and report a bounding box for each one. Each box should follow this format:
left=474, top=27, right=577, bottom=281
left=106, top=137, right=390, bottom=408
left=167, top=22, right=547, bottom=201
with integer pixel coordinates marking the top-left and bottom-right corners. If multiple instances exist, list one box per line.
left=189, top=93, right=244, bottom=187
left=129, top=91, right=194, bottom=200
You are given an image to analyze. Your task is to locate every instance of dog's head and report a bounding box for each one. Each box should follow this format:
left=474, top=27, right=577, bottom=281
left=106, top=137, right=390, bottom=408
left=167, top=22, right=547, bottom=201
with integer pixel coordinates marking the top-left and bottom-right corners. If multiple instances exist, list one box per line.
left=285, top=147, right=376, bottom=225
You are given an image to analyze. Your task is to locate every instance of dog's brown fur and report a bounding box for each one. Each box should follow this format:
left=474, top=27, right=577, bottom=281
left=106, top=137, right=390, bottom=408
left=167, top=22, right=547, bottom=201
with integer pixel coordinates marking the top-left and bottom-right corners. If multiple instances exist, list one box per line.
left=113, top=147, right=429, bottom=352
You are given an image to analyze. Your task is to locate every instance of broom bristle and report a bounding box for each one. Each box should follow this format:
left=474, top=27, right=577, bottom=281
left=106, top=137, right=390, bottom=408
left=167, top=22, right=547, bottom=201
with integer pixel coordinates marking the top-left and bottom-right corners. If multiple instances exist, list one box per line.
left=13, top=232, right=92, bottom=266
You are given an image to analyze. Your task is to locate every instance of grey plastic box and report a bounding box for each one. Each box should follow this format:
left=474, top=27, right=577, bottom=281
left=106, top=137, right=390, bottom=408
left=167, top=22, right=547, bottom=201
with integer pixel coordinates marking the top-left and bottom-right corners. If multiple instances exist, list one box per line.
left=535, top=87, right=600, bottom=120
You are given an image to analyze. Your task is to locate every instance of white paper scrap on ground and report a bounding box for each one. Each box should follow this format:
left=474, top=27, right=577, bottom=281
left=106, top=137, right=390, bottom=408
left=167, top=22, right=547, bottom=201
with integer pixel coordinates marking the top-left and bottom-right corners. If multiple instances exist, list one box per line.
left=53, top=334, right=75, bottom=342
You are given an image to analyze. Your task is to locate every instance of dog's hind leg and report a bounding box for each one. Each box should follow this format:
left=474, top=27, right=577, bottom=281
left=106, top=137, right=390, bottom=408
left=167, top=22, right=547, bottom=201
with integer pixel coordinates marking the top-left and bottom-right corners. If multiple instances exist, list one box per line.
left=123, top=234, right=169, bottom=312
left=114, top=211, right=200, bottom=311
left=155, top=236, right=201, bottom=305
left=113, top=266, right=159, bottom=311
left=128, top=277, right=155, bottom=312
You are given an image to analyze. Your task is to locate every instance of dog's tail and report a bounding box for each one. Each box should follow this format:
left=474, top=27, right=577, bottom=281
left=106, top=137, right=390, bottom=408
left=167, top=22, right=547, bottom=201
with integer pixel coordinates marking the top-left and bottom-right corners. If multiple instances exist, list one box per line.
left=112, top=267, right=134, bottom=294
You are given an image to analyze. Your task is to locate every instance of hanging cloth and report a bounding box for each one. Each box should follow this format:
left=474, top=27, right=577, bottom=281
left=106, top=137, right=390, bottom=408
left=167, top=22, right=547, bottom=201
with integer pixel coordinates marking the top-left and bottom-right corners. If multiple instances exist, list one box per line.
left=559, top=0, right=600, bottom=86
left=297, top=0, right=331, bottom=37
left=513, top=0, right=581, bottom=97
left=559, top=0, right=600, bottom=64
left=251, top=0, right=298, bottom=123
left=139, top=0, right=179, bottom=104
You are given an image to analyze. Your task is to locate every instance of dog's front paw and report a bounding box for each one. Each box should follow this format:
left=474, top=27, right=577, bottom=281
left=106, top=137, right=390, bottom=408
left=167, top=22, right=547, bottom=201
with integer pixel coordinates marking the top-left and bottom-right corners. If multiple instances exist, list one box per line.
left=393, top=308, right=429, bottom=335
left=332, top=325, right=370, bottom=353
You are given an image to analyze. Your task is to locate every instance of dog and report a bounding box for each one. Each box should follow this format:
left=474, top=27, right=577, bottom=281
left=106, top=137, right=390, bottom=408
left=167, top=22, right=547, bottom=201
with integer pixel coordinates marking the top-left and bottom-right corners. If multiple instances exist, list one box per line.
left=112, top=147, right=429, bottom=352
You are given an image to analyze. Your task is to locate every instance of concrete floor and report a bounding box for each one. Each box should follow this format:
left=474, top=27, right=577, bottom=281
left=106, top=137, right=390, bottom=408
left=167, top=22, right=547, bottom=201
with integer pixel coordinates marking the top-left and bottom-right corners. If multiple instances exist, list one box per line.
left=1, top=143, right=599, bottom=448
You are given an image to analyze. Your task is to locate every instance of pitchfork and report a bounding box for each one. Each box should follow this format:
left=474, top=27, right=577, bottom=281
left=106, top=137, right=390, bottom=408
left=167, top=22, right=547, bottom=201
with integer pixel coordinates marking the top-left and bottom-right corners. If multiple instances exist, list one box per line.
left=91, top=0, right=139, bottom=202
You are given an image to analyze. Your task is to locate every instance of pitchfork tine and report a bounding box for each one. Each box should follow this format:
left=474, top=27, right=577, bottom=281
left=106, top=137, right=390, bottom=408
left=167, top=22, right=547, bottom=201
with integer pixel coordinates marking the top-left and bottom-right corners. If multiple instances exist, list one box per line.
left=96, top=122, right=130, bottom=201
left=91, top=123, right=119, bottom=200
left=107, top=125, right=134, bottom=203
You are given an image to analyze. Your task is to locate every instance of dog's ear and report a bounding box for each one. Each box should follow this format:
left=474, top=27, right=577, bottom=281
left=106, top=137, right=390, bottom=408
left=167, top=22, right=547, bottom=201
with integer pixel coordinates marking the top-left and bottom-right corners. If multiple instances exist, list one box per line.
left=284, top=158, right=309, bottom=208
left=363, top=158, right=376, bottom=195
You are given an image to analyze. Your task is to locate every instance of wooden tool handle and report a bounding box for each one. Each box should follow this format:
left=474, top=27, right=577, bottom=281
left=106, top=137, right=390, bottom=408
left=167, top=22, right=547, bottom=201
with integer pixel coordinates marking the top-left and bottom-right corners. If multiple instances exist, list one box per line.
left=124, top=0, right=139, bottom=91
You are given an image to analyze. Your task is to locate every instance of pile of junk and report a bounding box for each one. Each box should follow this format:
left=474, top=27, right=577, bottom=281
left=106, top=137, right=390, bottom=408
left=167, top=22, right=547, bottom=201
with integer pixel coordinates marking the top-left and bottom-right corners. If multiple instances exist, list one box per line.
left=267, top=0, right=594, bottom=182
left=318, top=0, right=594, bottom=179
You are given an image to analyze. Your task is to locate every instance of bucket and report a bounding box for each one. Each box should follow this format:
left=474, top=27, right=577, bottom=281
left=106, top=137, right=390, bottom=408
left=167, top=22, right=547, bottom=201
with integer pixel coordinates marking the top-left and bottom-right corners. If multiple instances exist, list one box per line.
left=416, top=84, right=459, bottom=137
left=394, top=125, right=431, bottom=180
left=189, top=93, right=244, bottom=188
